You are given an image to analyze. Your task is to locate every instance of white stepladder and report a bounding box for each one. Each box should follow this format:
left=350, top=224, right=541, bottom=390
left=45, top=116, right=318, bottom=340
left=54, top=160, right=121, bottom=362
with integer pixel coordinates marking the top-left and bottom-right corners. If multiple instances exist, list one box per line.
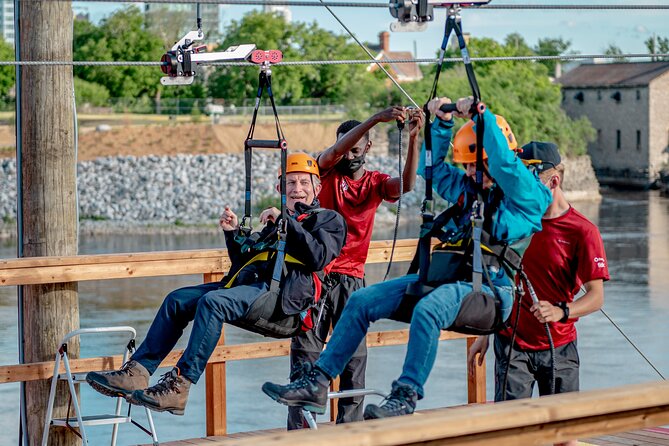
left=302, top=388, right=388, bottom=429
left=41, top=326, right=159, bottom=446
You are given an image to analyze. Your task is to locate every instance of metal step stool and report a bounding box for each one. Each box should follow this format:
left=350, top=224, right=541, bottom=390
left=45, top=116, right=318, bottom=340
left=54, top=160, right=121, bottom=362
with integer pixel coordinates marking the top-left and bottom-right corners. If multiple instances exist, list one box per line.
left=41, top=327, right=159, bottom=446
left=303, top=388, right=387, bottom=429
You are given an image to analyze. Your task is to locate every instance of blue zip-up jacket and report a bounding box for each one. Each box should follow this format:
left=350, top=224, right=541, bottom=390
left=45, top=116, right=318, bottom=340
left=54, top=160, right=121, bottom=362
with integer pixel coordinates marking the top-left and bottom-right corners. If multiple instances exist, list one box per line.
left=418, top=109, right=552, bottom=284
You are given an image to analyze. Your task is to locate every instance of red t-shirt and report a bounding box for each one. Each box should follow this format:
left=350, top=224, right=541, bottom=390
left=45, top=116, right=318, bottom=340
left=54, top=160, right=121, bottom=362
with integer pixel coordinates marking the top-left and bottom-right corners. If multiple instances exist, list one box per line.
left=499, top=206, right=610, bottom=350
left=318, top=168, right=395, bottom=278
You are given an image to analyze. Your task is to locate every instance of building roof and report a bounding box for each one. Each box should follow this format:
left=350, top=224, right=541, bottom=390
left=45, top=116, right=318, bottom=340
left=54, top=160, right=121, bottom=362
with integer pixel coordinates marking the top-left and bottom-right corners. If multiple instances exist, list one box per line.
left=558, top=61, right=669, bottom=88
left=371, top=51, right=423, bottom=82
left=367, top=31, right=422, bottom=83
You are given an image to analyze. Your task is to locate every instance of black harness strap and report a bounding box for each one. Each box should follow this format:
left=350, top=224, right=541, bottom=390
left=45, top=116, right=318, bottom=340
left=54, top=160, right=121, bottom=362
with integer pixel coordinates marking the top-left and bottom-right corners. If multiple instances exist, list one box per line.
left=241, top=61, right=288, bottom=293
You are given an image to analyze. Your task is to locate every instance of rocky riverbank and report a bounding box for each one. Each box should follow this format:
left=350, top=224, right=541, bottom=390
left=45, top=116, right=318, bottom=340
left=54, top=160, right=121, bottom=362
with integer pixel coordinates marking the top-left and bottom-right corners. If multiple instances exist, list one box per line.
left=0, top=154, right=601, bottom=238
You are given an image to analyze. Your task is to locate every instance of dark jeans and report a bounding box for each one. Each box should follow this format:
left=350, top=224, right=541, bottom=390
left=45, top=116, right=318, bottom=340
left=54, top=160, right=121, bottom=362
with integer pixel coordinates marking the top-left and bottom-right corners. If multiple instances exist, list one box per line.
left=132, top=281, right=267, bottom=384
left=287, top=273, right=367, bottom=429
left=494, top=334, right=580, bottom=401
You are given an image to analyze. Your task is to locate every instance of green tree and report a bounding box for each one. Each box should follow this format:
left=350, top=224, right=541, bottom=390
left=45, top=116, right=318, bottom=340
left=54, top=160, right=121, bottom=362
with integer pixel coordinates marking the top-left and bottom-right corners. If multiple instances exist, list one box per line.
left=207, top=11, right=374, bottom=106
left=145, top=5, right=192, bottom=49
left=73, top=7, right=165, bottom=99
left=645, top=35, right=669, bottom=61
left=0, top=37, right=15, bottom=99
left=603, top=44, right=628, bottom=62
left=534, top=37, right=572, bottom=76
left=74, top=77, right=110, bottom=107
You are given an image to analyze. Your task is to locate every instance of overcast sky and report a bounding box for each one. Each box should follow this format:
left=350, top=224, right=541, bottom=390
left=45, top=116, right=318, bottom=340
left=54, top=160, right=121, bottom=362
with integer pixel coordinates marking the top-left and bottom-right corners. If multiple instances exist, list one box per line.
left=77, top=1, right=669, bottom=59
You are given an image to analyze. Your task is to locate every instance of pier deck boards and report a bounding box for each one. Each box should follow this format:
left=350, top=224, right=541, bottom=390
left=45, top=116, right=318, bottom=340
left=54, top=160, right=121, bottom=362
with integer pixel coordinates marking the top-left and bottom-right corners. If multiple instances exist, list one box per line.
left=146, top=427, right=669, bottom=446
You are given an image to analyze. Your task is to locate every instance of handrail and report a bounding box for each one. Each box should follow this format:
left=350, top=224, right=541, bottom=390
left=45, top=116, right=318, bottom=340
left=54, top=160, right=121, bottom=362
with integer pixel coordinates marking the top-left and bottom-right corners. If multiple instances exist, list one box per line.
left=0, top=238, right=483, bottom=436
left=0, top=239, right=422, bottom=286
left=0, top=329, right=469, bottom=384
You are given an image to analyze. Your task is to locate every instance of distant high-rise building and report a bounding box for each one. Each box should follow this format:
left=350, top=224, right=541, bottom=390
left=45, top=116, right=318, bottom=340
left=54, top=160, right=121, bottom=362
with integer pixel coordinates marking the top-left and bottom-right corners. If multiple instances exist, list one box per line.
left=143, top=3, right=222, bottom=40
left=263, top=5, right=292, bottom=22
left=0, top=0, right=15, bottom=45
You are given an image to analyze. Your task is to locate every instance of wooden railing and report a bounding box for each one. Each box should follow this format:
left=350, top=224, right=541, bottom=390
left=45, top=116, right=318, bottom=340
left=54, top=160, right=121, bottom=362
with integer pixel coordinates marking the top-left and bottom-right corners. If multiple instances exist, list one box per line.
left=0, top=239, right=485, bottom=436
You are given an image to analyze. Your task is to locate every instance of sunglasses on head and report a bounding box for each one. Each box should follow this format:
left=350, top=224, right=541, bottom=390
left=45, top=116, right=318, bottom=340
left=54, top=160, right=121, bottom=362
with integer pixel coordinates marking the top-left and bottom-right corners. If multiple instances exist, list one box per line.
left=523, top=159, right=555, bottom=174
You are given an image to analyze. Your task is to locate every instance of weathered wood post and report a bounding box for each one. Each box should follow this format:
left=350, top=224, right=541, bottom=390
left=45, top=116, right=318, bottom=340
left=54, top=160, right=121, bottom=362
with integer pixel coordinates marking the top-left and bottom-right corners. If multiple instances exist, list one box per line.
left=19, top=1, right=79, bottom=445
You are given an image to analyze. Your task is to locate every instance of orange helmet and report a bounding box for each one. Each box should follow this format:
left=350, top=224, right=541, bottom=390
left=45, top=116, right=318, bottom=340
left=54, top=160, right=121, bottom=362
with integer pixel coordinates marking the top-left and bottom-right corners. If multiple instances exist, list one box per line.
left=278, top=152, right=320, bottom=179
left=452, top=115, right=517, bottom=164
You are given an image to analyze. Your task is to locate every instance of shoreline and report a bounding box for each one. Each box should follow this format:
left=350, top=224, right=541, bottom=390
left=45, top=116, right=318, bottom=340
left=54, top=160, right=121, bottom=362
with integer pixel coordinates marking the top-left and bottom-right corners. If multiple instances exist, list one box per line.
left=0, top=193, right=603, bottom=239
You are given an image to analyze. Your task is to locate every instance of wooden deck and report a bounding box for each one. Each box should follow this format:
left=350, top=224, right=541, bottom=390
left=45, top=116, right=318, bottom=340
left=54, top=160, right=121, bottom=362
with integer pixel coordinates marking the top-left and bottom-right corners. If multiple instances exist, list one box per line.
left=138, top=381, right=669, bottom=446
left=147, top=427, right=669, bottom=446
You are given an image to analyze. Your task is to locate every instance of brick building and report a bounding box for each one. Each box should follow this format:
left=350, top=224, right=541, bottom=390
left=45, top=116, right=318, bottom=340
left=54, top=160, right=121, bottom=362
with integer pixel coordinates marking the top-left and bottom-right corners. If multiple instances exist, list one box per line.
left=368, top=31, right=423, bottom=83
left=559, top=62, right=669, bottom=187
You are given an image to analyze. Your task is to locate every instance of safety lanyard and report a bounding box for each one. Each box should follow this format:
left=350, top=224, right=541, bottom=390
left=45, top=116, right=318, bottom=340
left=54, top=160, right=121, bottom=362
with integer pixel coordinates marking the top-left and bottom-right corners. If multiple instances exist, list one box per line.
left=420, top=6, right=487, bottom=289
left=241, top=50, right=288, bottom=292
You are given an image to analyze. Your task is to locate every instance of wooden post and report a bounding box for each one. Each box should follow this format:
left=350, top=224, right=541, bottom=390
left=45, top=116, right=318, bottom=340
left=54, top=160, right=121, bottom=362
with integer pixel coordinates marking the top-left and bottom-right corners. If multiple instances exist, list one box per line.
left=466, top=337, right=487, bottom=404
left=329, top=377, right=340, bottom=422
left=19, top=1, right=78, bottom=445
left=204, top=272, right=227, bottom=436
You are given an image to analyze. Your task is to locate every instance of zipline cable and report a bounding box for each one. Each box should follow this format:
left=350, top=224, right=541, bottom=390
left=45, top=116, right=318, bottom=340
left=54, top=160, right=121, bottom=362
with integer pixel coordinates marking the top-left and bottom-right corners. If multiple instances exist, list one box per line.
left=316, top=0, right=420, bottom=109
left=27, top=0, right=669, bottom=9
left=599, top=307, right=666, bottom=380
left=2, top=53, right=668, bottom=67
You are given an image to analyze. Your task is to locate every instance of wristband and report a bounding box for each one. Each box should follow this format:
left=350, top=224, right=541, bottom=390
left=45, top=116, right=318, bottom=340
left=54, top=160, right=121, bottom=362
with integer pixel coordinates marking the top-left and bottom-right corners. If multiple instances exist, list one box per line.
left=556, top=301, right=570, bottom=323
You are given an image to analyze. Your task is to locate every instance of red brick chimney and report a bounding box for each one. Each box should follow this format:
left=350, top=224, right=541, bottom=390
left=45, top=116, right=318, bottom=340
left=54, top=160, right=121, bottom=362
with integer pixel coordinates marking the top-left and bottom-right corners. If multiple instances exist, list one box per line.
left=379, top=31, right=390, bottom=52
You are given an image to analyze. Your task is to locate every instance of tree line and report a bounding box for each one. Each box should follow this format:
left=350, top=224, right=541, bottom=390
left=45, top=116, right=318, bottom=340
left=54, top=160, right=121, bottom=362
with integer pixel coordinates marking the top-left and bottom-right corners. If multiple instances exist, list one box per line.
left=0, top=5, right=666, bottom=156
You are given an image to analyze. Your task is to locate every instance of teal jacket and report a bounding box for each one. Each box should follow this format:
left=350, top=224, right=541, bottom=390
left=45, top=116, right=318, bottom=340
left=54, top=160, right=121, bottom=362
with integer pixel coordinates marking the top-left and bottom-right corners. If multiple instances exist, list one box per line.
left=418, top=109, right=551, bottom=283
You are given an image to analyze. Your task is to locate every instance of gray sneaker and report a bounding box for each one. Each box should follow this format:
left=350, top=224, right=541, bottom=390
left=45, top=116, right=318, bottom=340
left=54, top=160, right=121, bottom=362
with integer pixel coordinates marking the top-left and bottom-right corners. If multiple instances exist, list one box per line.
left=86, top=360, right=150, bottom=398
left=130, top=368, right=191, bottom=416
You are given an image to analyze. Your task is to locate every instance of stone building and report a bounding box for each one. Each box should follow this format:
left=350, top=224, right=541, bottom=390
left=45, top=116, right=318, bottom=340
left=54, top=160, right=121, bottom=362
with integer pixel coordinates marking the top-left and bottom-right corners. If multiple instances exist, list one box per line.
left=558, top=62, right=669, bottom=188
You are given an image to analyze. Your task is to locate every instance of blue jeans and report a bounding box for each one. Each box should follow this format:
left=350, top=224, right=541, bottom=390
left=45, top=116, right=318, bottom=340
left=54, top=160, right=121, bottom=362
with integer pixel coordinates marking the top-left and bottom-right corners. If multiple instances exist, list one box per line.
left=315, top=274, right=513, bottom=398
left=132, top=281, right=267, bottom=384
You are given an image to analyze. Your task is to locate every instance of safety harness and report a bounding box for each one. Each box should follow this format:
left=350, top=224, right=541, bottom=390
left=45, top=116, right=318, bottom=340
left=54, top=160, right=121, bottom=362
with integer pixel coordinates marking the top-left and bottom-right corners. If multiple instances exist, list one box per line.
left=403, top=6, right=524, bottom=335
left=224, top=52, right=331, bottom=338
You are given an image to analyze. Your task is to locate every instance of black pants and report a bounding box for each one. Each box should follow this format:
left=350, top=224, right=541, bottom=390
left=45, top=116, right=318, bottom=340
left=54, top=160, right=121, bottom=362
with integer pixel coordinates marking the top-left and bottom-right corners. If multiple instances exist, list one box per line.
left=287, top=273, right=367, bottom=429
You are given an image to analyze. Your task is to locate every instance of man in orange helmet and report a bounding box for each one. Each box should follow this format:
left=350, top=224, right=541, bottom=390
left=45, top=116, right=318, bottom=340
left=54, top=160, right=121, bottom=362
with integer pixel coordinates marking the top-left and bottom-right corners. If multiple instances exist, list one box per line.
left=287, top=106, right=424, bottom=429
left=262, top=97, right=551, bottom=418
left=87, top=152, right=346, bottom=416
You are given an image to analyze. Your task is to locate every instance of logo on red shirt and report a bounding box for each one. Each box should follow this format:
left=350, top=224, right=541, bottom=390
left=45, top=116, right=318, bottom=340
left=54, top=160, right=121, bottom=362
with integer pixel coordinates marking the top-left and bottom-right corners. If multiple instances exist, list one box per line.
left=594, top=256, right=606, bottom=268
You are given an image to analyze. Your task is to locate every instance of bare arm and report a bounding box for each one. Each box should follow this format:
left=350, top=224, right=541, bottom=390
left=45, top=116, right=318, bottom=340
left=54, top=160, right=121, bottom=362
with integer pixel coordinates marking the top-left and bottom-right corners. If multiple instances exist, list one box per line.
left=531, top=279, right=605, bottom=323
left=384, top=109, right=425, bottom=198
left=318, top=106, right=406, bottom=171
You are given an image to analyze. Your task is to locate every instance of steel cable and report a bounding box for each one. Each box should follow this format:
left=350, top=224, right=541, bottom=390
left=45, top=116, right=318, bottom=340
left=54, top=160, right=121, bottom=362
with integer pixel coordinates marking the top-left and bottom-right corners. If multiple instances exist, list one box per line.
left=2, top=53, right=668, bottom=67
left=19, top=0, right=669, bottom=9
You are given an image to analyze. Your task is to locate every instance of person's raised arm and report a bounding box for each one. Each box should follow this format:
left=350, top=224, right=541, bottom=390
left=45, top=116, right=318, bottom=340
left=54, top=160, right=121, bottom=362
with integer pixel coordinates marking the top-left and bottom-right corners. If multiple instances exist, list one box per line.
left=384, top=108, right=425, bottom=198
left=318, top=106, right=406, bottom=171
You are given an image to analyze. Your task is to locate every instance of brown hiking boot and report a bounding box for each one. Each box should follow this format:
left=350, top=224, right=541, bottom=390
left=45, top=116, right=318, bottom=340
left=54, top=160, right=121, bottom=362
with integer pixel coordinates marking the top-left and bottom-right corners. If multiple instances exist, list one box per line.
left=86, top=360, right=150, bottom=398
left=130, top=368, right=192, bottom=416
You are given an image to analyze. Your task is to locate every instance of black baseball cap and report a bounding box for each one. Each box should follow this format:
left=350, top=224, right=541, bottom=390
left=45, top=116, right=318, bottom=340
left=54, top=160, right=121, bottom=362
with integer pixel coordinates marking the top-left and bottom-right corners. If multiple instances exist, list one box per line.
left=519, top=141, right=561, bottom=173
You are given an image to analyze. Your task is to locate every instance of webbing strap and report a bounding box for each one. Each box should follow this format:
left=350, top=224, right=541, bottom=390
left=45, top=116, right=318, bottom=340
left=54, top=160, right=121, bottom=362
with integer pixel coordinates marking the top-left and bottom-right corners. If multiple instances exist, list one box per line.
left=242, top=69, right=288, bottom=229
left=419, top=6, right=488, bottom=286
left=224, top=250, right=305, bottom=289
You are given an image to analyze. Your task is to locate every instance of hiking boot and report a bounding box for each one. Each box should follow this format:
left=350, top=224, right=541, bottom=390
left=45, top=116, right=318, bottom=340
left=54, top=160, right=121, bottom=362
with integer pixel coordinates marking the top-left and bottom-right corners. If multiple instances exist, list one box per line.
left=262, top=362, right=329, bottom=414
left=130, top=368, right=192, bottom=416
left=86, top=360, right=149, bottom=398
left=363, top=380, right=417, bottom=420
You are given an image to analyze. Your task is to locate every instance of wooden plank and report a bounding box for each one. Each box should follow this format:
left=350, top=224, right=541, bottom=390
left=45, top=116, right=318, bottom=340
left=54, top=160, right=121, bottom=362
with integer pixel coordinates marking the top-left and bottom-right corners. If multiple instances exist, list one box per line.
left=0, top=258, right=232, bottom=286
left=0, top=329, right=474, bottom=383
left=160, top=381, right=669, bottom=446
left=0, top=239, right=426, bottom=287
left=0, top=248, right=230, bottom=269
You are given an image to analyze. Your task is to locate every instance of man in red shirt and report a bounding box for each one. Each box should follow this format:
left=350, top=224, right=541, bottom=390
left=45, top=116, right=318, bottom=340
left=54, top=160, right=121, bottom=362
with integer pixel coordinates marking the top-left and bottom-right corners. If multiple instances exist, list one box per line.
left=468, top=141, right=609, bottom=446
left=287, top=106, right=424, bottom=429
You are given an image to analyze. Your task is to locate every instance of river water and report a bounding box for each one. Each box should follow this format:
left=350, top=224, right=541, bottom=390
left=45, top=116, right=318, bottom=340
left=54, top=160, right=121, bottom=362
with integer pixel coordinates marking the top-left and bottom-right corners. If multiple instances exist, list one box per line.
left=0, top=190, right=668, bottom=445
